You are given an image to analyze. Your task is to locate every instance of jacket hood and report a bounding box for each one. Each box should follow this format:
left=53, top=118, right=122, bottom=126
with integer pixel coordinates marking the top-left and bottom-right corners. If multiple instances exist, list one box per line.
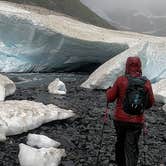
left=125, top=56, right=142, bottom=77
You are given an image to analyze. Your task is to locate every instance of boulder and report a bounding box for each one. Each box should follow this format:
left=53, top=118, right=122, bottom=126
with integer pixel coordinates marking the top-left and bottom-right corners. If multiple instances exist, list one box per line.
left=18, top=143, right=66, bottom=166
left=0, top=100, right=75, bottom=141
left=27, top=133, right=61, bottom=148
left=0, top=74, right=16, bottom=101
left=152, top=79, right=166, bottom=104
left=48, top=78, right=66, bottom=95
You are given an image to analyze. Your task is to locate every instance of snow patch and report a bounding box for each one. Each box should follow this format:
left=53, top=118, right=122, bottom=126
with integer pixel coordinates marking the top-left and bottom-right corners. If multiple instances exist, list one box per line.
left=0, top=74, right=16, bottom=101
left=0, top=100, right=75, bottom=141
left=18, top=143, right=66, bottom=166
left=163, top=104, right=166, bottom=112
left=81, top=43, right=146, bottom=89
left=152, top=79, right=166, bottom=104
left=48, top=78, right=66, bottom=95
left=81, top=42, right=166, bottom=89
left=27, top=133, right=61, bottom=148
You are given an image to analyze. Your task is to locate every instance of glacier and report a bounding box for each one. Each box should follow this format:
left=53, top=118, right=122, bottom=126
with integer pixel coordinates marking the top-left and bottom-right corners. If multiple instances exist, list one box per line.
left=0, top=1, right=166, bottom=72
left=81, top=42, right=166, bottom=90
left=0, top=1, right=129, bottom=72
left=0, top=100, right=75, bottom=141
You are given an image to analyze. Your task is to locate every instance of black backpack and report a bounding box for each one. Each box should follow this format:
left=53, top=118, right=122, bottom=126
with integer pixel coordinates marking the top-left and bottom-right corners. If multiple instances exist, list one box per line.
left=123, top=75, right=148, bottom=115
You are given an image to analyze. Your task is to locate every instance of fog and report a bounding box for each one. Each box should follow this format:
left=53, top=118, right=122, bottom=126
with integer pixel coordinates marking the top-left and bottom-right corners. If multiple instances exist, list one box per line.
left=81, top=0, right=166, bottom=14
left=81, top=0, right=166, bottom=36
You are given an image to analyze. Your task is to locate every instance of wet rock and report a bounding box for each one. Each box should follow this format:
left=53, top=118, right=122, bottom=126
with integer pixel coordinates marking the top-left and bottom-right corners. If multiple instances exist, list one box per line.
left=163, top=134, right=166, bottom=142
left=61, top=160, right=75, bottom=166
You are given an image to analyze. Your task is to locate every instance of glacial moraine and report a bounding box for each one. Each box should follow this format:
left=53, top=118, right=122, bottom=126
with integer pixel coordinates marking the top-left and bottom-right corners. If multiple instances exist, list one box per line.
left=0, top=73, right=164, bottom=166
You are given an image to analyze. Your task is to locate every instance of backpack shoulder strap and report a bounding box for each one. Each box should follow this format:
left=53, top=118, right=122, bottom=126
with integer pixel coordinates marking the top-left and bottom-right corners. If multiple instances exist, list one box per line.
left=140, top=76, right=148, bottom=85
left=141, top=76, right=147, bottom=81
left=124, top=75, right=148, bottom=85
left=124, top=74, right=130, bottom=79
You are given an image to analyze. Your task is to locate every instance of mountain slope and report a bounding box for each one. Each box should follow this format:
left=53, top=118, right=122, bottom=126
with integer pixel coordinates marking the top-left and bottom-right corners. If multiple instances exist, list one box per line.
left=2, top=0, right=114, bottom=29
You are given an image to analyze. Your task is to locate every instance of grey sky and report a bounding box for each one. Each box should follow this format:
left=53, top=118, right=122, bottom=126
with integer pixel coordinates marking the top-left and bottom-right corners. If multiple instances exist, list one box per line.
left=81, top=0, right=166, bottom=36
left=81, top=0, right=166, bottom=13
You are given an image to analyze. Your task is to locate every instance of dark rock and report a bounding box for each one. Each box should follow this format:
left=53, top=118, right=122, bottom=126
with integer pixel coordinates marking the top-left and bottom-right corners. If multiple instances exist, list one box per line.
left=1, top=73, right=165, bottom=166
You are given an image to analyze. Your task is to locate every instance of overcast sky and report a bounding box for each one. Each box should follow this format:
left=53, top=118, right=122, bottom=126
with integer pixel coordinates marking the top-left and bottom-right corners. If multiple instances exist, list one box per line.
left=81, top=0, right=166, bottom=36
left=81, top=0, right=166, bottom=14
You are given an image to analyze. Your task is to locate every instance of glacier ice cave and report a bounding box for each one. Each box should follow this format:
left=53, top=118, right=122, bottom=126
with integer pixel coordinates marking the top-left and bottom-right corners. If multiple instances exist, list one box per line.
left=0, top=1, right=165, bottom=74
left=0, top=2, right=130, bottom=72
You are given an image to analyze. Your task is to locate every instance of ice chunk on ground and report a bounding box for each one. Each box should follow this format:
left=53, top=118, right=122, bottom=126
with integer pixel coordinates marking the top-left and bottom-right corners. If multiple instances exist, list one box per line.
left=0, top=74, right=16, bottom=101
left=0, top=119, right=8, bottom=141
left=81, top=42, right=166, bottom=89
left=0, top=100, right=75, bottom=141
left=27, top=133, right=61, bottom=148
left=18, top=143, right=66, bottom=166
left=48, top=78, right=66, bottom=95
left=152, top=79, right=166, bottom=104
left=81, top=43, right=146, bottom=89
left=163, top=104, right=166, bottom=112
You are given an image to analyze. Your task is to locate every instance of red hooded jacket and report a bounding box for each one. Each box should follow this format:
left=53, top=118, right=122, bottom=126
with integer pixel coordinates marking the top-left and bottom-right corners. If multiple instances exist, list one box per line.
left=106, top=56, right=155, bottom=124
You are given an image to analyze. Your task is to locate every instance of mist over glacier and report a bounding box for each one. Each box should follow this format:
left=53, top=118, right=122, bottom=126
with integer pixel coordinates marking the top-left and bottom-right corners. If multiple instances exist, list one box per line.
left=81, top=0, right=166, bottom=36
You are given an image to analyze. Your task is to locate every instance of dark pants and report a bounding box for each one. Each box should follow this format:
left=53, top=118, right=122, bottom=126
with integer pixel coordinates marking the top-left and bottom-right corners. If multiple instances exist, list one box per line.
left=114, top=120, right=143, bottom=166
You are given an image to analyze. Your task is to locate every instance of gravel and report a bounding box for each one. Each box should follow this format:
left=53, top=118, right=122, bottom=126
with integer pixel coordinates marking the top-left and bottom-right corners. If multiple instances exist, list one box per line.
left=0, top=73, right=165, bottom=166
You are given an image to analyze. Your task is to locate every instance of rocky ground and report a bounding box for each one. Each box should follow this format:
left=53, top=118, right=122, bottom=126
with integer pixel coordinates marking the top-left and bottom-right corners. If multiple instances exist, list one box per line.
left=0, top=73, right=165, bottom=166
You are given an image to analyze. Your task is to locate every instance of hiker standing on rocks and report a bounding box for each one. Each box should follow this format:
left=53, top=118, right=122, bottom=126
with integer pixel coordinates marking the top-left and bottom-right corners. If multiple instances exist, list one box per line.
left=106, top=56, right=155, bottom=166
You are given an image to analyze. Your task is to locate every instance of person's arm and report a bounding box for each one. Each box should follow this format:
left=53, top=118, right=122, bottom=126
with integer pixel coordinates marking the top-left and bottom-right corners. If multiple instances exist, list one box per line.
left=145, top=80, right=155, bottom=108
left=106, top=78, right=119, bottom=103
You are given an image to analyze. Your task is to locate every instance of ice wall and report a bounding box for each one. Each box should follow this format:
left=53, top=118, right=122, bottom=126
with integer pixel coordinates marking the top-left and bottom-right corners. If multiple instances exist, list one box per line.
left=0, top=1, right=165, bottom=73
left=81, top=42, right=166, bottom=89
left=0, top=4, right=128, bottom=72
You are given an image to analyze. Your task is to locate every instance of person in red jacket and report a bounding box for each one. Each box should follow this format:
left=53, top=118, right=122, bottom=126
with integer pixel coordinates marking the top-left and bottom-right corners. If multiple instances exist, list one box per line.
left=106, top=56, right=154, bottom=166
